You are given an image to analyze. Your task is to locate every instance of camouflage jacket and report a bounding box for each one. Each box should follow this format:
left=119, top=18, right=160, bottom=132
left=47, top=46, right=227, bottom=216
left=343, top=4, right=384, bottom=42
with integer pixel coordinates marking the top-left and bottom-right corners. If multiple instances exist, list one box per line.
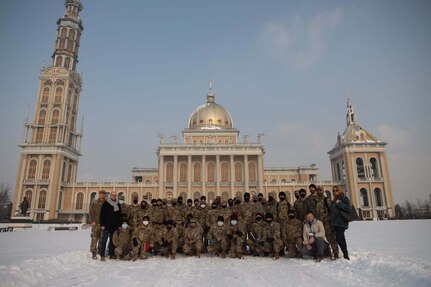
left=163, top=227, right=178, bottom=243
left=113, top=228, right=131, bottom=247
left=89, top=199, right=104, bottom=224
left=184, top=225, right=203, bottom=244
left=137, top=224, right=153, bottom=243
left=208, top=224, right=227, bottom=242
left=282, top=218, right=303, bottom=242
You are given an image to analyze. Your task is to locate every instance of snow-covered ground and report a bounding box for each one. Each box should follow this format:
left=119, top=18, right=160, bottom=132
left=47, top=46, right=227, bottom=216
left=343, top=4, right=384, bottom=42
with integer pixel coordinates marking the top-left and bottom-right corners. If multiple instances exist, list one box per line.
left=0, top=220, right=430, bottom=287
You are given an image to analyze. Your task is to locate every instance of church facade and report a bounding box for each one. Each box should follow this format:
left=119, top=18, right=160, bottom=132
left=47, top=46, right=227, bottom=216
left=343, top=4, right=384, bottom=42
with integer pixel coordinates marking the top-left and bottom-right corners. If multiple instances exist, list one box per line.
left=12, top=0, right=394, bottom=222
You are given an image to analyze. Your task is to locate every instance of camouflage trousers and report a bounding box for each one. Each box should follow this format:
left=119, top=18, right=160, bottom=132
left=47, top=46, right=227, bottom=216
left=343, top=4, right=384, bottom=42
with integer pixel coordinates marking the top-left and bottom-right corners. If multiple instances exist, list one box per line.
left=263, top=239, right=283, bottom=259
left=90, top=224, right=103, bottom=254
left=285, top=237, right=303, bottom=258
left=161, top=241, right=178, bottom=256
left=228, top=236, right=244, bottom=258
left=114, top=243, right=132, bottom=260
left=208, top=238, right=227, bottom=256
left=183, top=240, right=203, bottom=256
left=246, top=239, right=264, bottom=256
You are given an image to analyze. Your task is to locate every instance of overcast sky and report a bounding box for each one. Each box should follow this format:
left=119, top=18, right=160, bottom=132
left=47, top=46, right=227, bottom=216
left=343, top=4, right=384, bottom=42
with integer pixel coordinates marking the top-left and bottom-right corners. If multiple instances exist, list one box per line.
left=1, top=0, right=430, bottom=204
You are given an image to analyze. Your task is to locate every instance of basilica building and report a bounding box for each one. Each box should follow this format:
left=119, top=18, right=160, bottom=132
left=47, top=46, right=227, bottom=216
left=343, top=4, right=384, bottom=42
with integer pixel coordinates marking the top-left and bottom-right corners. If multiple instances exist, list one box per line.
left=11, top=0, right=394, bottom=222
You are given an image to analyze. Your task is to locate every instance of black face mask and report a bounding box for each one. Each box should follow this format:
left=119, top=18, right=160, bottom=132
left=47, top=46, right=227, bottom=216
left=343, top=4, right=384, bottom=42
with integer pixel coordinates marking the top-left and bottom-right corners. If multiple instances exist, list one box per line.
left=295, top=194, right=299, bottom=199
left=261, top=202, right=266, bottom=206
left=167, top=226, right=172, bottom=230
left=235, top=200, right=241, bottom=205
left=163, top=202, right=167, bottom=206
left=141, top=204, right=146, bottom=209
left=253, top=200, right=257, bottom=203
left=288, top=215, right=295, bottom=219
left=268, top=197, right=274, bottom=202
left=222, top=205, right=227, bottom=208
left=178, top=199, right=183, bottom=204
left=279, top=196, right=285, bottom=201
left=212, top=205, right=217, bottom=210
left=228, top=201, right=233, bottom=207
left=133, top=199, right=138, bottom=204
left=172, top=203, right=177, bottom=206
left=256, top=217, right=262, bottom=221
left=266, top=220, right=272, bottom=224
left=244, top=197, right=250, bottom=202
left=152, top=203, right=157, bottom=207
left=258, top=198, right=263, bottom=202
left=187, top=203, right=192, bottom=207
left=300, top=193, right=306, bottom=198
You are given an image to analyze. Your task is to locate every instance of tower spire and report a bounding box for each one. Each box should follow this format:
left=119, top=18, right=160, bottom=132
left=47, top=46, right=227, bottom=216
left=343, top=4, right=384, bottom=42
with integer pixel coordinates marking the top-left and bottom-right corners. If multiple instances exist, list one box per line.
left=346, top=98, right=357, bottom=126
left=207, top=82, right=215, bottom=103
left=52, top=0, right=84, bottom=71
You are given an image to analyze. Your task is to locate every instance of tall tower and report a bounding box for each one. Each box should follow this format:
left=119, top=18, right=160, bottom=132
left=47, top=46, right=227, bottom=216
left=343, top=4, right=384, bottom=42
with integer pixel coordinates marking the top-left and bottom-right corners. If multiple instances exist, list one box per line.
left=12, top=0, right=84, bottom=221
left=328, top=99, right=394, bottom=219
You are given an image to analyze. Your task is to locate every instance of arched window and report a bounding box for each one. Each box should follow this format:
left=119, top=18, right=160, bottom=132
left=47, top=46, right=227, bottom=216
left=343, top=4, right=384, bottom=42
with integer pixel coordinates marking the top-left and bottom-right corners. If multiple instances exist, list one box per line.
left=69, top=29, right=76, bottom=40
left=75, top=193, right=84, bottom=210
left=166, top=162, right=173, bottom=182
left=73, top=94, right=78, bottom=111
left=370, top=158, right=379, bottom=178
left=179, top=162, right=187, bottom=182
left=71, top=116, right=75, bottom=131
left=38, top=110, right=47, bottom=125
left=290, top=179, right=296, bottom=183
left=234, top=162, right=242, bottom=182
left=207, top=162, right=215, bottom=182
left=90, top=192, right=97, bottom=203
left=61, top=162, right=66, bottom=182
left=281, top=179, right=287, bottom=184
left=25, top=190, right=33, bottom=208
left=42, top=160, right=50, bottom=179
left=35, top=128, right=44, bottom=143
left=51, top=110, right=60, bottom=125
left=60, top=27, right=67, bottom=37
left=374, top=188, right=383, bottom=206
left=55, top=87, right=63, bottom=103
left=342, top=160, right=346, bottom=180
left=64, top=57, right=70, bottom=69
left=67, top=163, right=73, bottom=183
left=38, top=190, right=47, bottom=209
left=193, top=163, right=201, bottom=182
left=356, top=158, right=365, bottom=179
left=49, top=128, right=57, bottom=143
left=221, top=162, right=229, bottom=182
left=41, top=87, right=50, bottom=103
left=271, top=179, right=277, bottom=184
left=248, top=161, right=256, bottom=182
left=336, top=163, right=341, bottom=181
left=55, top=56, right=63, bottom=66
left=360, top=188, right=369, bottom=207
left=58, top=190, right=63, bottom=209
left=28, top=160, right=37, bottom=179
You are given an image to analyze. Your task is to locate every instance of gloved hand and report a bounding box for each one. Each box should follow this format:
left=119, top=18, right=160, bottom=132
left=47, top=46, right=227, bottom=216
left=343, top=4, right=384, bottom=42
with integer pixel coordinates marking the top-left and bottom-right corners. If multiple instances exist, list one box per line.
left=132, top=238, right=139, bottom=247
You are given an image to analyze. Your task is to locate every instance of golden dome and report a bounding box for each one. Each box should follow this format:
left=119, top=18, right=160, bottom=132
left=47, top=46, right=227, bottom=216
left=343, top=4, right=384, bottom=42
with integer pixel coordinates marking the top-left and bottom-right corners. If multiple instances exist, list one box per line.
left=188, top=91, right=233, bottom=130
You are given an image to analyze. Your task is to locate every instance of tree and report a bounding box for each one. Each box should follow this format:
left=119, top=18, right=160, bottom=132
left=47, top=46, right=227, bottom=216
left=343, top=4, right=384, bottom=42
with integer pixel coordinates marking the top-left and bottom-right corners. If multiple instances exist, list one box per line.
left=394, top=204, right=403, bottom=218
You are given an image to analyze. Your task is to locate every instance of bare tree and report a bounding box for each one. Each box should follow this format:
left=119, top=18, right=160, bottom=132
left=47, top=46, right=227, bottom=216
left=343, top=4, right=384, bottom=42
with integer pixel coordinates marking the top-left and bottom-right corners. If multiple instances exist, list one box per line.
left=0, top=183, right=11, bottom=206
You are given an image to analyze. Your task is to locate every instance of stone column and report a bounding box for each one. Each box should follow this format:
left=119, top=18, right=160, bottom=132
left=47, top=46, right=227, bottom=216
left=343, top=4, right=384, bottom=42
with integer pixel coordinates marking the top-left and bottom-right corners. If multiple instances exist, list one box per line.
left=173, top=155, right=178, bottom=197
left=202, top=155, right=206, bottom=196
left=187, top=155, right=192, bottom=200
left=244, top=155, right=249, bottom=193
left=158, top=155, right=164, bottom=198
left=257, top=154, right=263, bottom=194
left=230, top=155, right=234, bottom=198
left=216, top=154, right=220, bottom=196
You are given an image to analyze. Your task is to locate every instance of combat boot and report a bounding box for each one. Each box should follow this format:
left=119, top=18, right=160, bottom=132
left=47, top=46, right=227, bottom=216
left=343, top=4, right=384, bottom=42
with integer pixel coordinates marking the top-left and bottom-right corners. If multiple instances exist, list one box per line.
left=220, top=251, right=226, bottom=258
left=92, top=252, right=97, bottom=259
left=171, top=253, right=176, bottom=260
left=343, top=252, right=350, bottom=260
left=101, top=256, right=106, bottom=261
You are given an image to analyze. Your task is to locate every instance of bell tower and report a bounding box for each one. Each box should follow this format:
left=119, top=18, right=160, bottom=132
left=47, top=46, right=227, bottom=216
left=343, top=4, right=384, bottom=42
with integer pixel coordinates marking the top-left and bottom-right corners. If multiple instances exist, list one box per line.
left=12, top=0, right=85, bottom=221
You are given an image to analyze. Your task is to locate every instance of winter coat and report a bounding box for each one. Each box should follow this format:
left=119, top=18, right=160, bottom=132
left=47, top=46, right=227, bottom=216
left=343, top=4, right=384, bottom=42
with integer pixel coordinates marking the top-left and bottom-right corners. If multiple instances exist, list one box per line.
left=100, top=200, right=122, bottom=232
left=89, top=199, right=104, bottom=224
left=331, top=195, right=351, bottom=229
left=303, top=218, right=328, bottom=245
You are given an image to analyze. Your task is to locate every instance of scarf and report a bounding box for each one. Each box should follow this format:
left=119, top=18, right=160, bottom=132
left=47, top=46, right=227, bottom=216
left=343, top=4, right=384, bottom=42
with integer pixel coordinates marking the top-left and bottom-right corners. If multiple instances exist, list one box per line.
left=106, top=197, right=120, bottom=212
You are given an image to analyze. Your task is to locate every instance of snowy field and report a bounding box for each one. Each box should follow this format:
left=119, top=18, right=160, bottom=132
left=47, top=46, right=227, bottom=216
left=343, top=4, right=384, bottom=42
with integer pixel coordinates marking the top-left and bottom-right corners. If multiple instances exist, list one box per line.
left=0, top=220, right=430, bottom=287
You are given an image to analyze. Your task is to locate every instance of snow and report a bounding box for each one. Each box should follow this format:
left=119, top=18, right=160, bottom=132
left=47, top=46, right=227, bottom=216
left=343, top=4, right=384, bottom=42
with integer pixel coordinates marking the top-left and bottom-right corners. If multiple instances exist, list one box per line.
left=0, top=220, right=430, bottom=287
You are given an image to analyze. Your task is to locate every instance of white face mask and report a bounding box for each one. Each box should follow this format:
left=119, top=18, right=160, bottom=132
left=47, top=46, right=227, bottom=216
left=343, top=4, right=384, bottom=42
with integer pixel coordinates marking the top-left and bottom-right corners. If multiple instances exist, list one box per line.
left=143, top=220, right=149, bottom=226
left=230, top=220, right=237, bottom=225
left=217, top=221, right=224, bottom=227
left=200, top=204, right=206, bottom=208
left=119, top=200, right=124, bottom=204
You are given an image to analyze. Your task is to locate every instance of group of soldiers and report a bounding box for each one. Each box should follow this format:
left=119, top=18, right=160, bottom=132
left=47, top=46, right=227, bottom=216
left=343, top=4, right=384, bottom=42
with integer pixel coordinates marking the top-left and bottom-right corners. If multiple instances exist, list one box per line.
left=90, top=184, right=339, bottom=262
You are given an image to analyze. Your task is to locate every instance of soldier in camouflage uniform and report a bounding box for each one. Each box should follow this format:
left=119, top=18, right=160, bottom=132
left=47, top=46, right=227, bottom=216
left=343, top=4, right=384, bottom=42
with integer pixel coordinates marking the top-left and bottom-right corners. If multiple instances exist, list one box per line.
left=152, top=220, right=167, bottom=256
left=266, top=194, right=278, bottom=222
left=184, top=199, right=197, bottom=222
left=306, top=184, right=318, bottom=216
left=161, top=219, right=178, bottom=259
left=294, top=189, right=309, bottom=222
left=282, top=209, right=303, bottom=258
left=247, top=213, right=267, bottom=256
left=151, top=199, right=165, bottom=225
left=89, top=190, right=105, bottom=259
left=207, top=216, right=228, bottom=258
left=175, top=219, right=185, bottom=253
left=165, top=199, right=183, bottom=223
left=219, top=201, right=233, bottom=223
left=226, top=214, right=246, bottom=259
left=196, top=199, right=210, bottom=251
left=240, top=192, right=256, bottom=239
left=127, top=199, right=145, bottom=236
left=118, top=194, right=128, bottom=219
left=207, top=202, right=219, bottom=227
left=262, top=213, right=283, bottom=260
left=231, top=198, right=241, bottom=219
left=277, top=191, right=292, bottom=224
left=113, top=222, right=132, bottom=260
left=315, top=186, right=339, bottom=259
left=183, top=218, right=203, bottom=257
left=132, top=215, right=153, bottom=260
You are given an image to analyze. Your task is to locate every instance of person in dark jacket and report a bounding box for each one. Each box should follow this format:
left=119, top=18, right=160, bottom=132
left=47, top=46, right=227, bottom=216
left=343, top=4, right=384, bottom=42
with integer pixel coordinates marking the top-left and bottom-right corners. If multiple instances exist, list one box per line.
left=99, top=191, right=122, bottom=261
left=19, top=197, right=30, bottom=216
left=330, top=186, right=351, bottom=260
